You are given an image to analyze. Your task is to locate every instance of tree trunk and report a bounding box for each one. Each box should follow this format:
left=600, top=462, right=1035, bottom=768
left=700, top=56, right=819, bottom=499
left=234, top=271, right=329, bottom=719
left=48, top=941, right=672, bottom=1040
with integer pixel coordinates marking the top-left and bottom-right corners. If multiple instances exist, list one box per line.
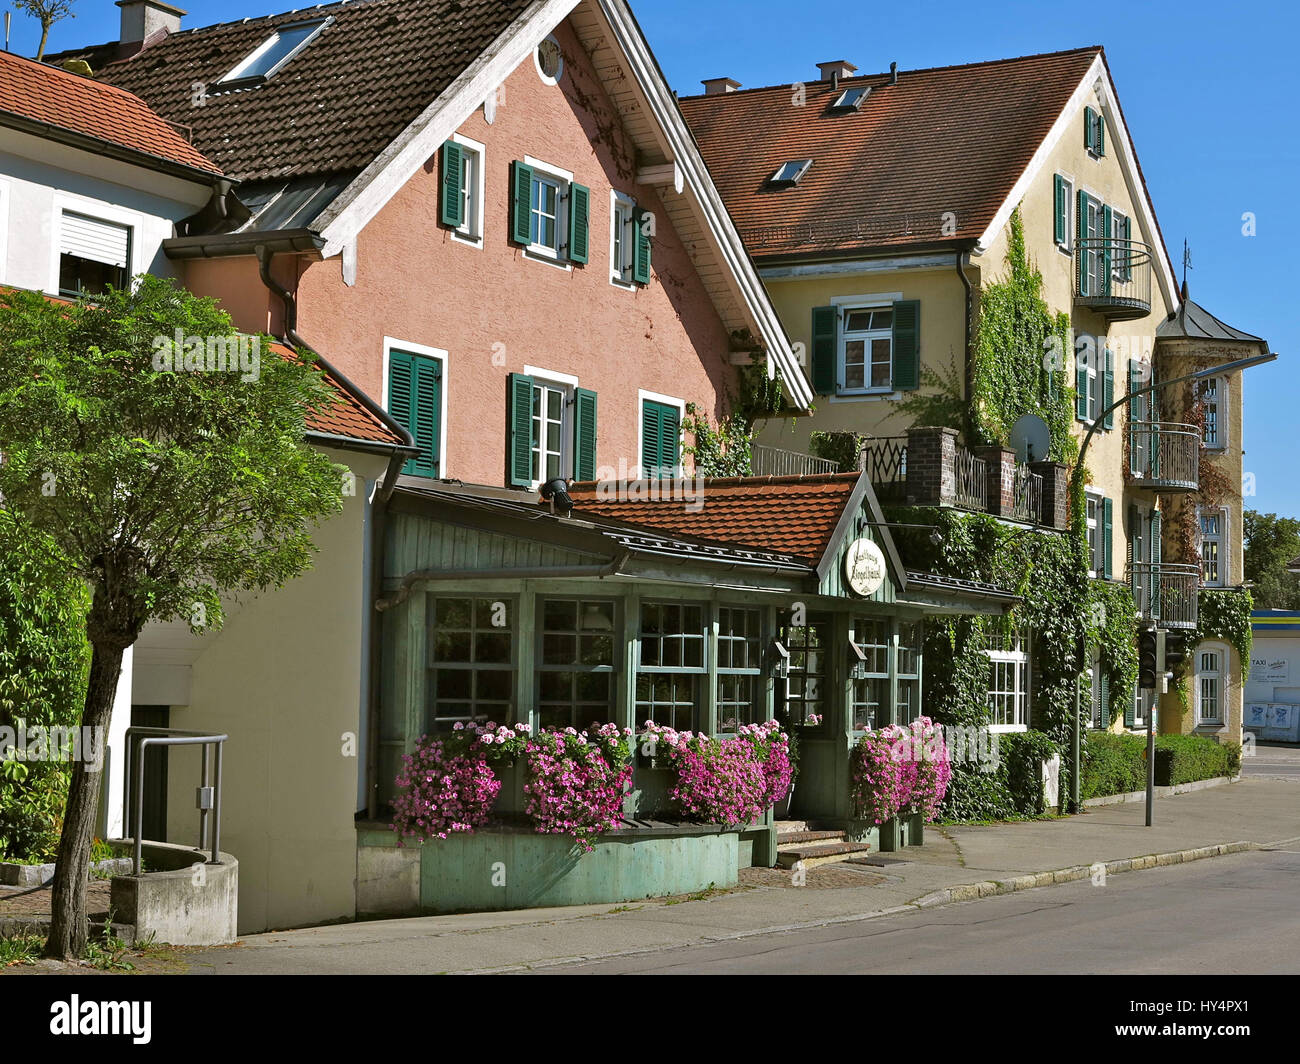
left=35, top=26, right=51, bottom=62
left=43, top=640, right=124, bottom=960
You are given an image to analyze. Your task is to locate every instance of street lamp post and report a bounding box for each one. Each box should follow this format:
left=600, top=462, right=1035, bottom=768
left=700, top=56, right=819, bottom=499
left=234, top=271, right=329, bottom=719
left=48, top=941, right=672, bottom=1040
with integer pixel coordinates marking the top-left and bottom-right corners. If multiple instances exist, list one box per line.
left=1064, top=351, right=1276, bottom=815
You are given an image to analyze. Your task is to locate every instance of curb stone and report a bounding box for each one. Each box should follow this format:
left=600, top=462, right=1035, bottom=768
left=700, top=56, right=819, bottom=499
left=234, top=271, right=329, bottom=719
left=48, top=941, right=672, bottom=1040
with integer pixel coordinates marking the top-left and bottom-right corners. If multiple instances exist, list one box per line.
left=911, top=840, right=1257, bottom=910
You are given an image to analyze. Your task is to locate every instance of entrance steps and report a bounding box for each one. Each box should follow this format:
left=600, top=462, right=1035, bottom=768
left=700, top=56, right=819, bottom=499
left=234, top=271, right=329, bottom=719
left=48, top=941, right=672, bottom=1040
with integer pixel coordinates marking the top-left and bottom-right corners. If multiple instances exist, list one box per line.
left=774, top=820, right=873, bottom=869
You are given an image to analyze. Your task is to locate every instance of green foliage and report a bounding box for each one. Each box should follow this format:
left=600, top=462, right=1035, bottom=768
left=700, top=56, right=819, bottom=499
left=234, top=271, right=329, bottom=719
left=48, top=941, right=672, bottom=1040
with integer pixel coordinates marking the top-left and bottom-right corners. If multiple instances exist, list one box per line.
left=895, top=359, right=968, bottom=434
left=969, top=209, right=1077, bottom=465
left=808, top=430, right=862, bottom=473
left=1090, top=581, right=1139, bottom=726
left=0, top=512, right=88, bottom=862
left=937, top=732, right=1060, bottom=822
left=1000, top=732, right=1060, bottom=815
left=0, top=934, right=44, bottom=967
left=1154, top=734, right=1235, bottom=787
left=938, top=764, right=1018, bottom=822
left=1081, top=732, right=1147, bottom=800
left=0, top=277, right=347, bottom=640
left=1243, top=510, right=1300, bottom=610
left=1082, top=732, right=1237, bottom=799
left=681, top=405, right=752, bottom=478
left=1194, top=588, right=1254, bottom=676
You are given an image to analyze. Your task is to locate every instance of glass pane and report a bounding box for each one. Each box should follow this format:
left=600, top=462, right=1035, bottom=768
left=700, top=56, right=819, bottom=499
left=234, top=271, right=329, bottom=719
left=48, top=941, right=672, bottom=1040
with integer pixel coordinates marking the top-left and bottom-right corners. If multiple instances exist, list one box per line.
left=540, top=672, right=571, bottom=701
left=871, top=309, right=893, bottom=330
left=576, top=672, right=611, bottom=702
left=435, top=669, right=471, bottom=699
left=475, top=632, right=511, bottom=664
left=870, top=338, right=892, bottom=388
left=544, top=599, right=579, bottom=630
left=580, top=635, right=613, bottom=665
left=543, top=633, right=577, bottom=665
left=476, top=671, right=512, bottom=701
left=844, top=311, right=872, bottom=332
left=435, top=631, right=471, bottom=662
left=436, top=598, right=472, bottom=628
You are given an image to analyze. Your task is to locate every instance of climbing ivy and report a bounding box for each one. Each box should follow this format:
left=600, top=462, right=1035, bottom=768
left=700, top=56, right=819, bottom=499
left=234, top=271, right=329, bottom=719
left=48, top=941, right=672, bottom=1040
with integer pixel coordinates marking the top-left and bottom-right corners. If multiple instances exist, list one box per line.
left=1089, top=580, right=1140, bottom=727
left=682, top=358, right=788, bottom=478
left=969, top=208, right=1077, bottom=465
left=1169, top=587, right=1255, bottom=710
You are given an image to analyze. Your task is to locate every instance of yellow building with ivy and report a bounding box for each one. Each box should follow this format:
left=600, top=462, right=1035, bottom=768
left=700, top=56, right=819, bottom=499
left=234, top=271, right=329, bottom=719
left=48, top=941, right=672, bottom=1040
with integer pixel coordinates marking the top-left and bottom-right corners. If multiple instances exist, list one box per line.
left=683, top=46, right=1266, bottom=749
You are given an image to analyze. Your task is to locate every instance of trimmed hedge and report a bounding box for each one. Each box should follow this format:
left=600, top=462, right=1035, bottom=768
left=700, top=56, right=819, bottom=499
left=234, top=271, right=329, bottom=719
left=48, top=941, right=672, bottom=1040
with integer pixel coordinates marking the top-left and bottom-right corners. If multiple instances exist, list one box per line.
left=939, top=732, right=1060, bottom=822
left=1083, top=732, right=1239, bottom=799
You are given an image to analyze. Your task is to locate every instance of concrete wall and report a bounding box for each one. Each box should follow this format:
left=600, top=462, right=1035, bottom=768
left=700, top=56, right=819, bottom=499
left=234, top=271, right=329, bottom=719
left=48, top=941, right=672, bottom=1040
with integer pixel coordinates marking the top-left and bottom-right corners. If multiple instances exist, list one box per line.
left=141, top=448, right=387, bottom=934
left=110, top=842, right=238, bottom=946
left=290, top=18, right=739, bottom=487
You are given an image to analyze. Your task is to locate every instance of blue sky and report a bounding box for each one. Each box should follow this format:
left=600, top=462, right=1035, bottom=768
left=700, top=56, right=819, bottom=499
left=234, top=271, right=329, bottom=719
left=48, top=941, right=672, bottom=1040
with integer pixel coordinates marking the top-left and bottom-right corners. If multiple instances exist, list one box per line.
left=7, top=0, right=1296, bottom=516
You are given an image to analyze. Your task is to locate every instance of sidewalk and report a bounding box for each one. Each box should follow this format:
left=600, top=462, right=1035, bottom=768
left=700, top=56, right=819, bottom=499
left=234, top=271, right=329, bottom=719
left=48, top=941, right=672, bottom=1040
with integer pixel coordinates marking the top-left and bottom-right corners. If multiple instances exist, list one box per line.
left=180, top=777, right=1300, bottom=975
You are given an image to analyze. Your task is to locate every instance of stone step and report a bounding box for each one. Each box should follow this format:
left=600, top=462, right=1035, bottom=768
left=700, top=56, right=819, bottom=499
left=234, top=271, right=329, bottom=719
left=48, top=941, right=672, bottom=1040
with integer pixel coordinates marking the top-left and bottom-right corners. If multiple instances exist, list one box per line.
left=773, top=820, right=811, bottom=834
left=776, top=829, right=845, bottom=848
left=775, top=841, right=874, bottom=869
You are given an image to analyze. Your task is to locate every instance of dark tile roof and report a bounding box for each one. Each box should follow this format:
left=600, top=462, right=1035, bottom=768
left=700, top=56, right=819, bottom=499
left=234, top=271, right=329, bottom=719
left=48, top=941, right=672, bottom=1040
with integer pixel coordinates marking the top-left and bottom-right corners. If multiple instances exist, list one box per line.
left=53, top=0, right=533, bottom=184
left=567, top=473, right=864, bottom=565
left=678, top=47, right=1100, bottom=258
left=0, top=49, right=219, bottom=174
left=1156, top=291, right=1266, bottom=343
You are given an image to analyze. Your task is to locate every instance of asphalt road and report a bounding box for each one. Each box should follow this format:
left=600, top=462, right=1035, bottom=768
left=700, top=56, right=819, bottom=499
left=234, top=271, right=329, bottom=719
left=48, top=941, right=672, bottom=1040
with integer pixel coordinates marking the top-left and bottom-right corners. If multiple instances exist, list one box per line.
left=543, top=848, right=1300, bottom=974
left=1243, top=742, right=1300, bottom=780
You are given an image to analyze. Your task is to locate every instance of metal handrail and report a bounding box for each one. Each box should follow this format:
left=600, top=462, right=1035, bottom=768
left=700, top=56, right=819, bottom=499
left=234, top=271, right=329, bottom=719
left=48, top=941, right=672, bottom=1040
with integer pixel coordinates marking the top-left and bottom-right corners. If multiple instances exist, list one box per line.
left=123, top=727, right=228, bottom=876
left=751, top=444, right=840, bottom=477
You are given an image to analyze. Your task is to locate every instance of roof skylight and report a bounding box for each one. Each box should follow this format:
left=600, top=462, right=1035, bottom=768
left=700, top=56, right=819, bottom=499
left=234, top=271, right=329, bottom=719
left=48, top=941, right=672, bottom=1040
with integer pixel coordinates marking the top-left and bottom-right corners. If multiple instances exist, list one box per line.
left=769, top=159, right=813, bottom=188
left=219, top=17, right=331, bottom=85
left=829, top=86, right=870, bottom=112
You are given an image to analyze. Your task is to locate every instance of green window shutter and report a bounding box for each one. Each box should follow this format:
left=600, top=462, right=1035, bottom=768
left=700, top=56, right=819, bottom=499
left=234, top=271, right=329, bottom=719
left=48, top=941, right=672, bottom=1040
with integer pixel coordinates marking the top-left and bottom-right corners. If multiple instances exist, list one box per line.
left=1129, top=361, right=1143, bottom=474
left=891, top=299, right=921, bottom=391
left=811, top=305, right=838, bottom=394
left=1098, top=670, right=1110, bottom=728
left=1084, top=106, right=1096, bottom=152
left=1076, top=342, right=1090, bottom=420
left=1124, top=687, right=1136, bottom=729
left=659, top=403, right=680, bottom=476
left=507, top=373, right=535, bottom=486
left=632, top=207, right=652, bottom=284
left=1096, top=112, right=1105, bottom=156
left=642, top=400, right=680, bottom=478
left=1121, top=215, right=1132, bottom=280
left=1053, top=174, right=1066, bottom=244
left=1100, top=204, right=1113, bottom=296
left=1076, top=189, right=1089, bottom=296
left=510, top=161, right=534, bottom=245
left=1102, top=347, right=1115, bottom=429
left=1102, top=496, right=1113, bottom=580
left=389, top=351, right=441, bottom=478
left=1151, top=508, right=1163, bottom=624
left=440, top=141, right=464, bottom=229
left=572, top=388, right=598, bottom=482
left=568, top=183, right=590, bottom=264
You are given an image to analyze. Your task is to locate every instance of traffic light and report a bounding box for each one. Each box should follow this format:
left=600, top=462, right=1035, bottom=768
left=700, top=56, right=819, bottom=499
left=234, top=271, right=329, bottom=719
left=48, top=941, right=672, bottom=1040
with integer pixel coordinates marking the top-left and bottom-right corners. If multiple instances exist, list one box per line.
left=1138, top=628, right=1160, bottom=689
left=1164, top=634, right=1188, bottom=674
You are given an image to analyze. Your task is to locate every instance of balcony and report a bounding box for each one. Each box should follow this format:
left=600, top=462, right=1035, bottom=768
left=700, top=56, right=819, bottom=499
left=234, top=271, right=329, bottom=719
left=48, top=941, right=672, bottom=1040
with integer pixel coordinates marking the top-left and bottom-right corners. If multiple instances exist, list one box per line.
left=751, top=445, right=840, bottom=477
left=1074, top=237, right=1153, bottom=320
left=1129, top=421, right=1200, bottom=492
left=1130, top=562, right=1199, bottom=630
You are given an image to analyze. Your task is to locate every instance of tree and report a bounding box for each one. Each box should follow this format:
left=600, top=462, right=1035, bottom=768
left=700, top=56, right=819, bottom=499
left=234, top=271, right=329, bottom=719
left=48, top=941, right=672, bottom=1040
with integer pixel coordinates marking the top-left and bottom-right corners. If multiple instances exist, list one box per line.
left=0, top=277, right=346, bottom=958
left=1244, top=510, right=1300, bottom=610
left=16, top=0, right=76, bottom=62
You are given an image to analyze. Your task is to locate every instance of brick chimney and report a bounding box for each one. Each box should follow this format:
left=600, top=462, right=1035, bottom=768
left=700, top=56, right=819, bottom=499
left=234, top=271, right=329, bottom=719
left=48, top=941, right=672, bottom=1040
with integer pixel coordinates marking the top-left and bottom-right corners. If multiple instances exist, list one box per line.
left=701, top=77, right=742, bottom=96
left=117, top=0, right=185, bottom=45
left=817, top=60, right=858, bottom=83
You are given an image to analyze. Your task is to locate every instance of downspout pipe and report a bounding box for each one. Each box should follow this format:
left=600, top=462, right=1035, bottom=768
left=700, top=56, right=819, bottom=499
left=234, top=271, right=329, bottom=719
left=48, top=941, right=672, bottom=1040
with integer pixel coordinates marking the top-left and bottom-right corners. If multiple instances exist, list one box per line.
left=956, top=248, right=973, bottom=414
left=255, top=244, right=414, bottom=819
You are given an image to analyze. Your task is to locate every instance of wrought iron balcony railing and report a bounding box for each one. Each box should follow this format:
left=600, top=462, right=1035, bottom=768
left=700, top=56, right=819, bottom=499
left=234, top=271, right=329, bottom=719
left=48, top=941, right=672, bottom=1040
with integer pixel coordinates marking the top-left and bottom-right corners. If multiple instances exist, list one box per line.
left=1075, top=237, right=1153, bottom=320
left=1130, top=562, right=1200, bottom=630
left=751, top=445, right=840, bottom=477
left=1129, top=421, right=1200, bottom=492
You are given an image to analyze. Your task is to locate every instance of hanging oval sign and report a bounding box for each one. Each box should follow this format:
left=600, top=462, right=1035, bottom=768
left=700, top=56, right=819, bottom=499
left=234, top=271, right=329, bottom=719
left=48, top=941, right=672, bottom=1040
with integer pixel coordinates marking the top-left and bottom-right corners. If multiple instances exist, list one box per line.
left=843, top=538, right=887, bottom=597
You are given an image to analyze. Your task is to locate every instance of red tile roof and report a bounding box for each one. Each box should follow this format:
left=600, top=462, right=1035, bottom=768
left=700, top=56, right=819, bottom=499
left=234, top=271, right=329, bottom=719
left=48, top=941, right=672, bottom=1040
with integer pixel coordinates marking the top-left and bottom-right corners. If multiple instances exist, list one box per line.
left=567, top=472, right=863, bottom=564
left=679, top=47, right=1100, bottom=258
left=0, top=49, right=220, bottom=175
left=271, top=341, right=407, bottom=448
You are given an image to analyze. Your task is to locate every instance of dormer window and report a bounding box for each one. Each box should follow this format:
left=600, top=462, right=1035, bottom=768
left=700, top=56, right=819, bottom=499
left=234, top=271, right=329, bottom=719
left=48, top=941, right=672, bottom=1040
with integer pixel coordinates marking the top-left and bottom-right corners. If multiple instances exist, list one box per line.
left=829, top=86, right=869, bottom=112
left=219, top=18, right=330, bottom=86
left=769, top=159, right=812, bottom=188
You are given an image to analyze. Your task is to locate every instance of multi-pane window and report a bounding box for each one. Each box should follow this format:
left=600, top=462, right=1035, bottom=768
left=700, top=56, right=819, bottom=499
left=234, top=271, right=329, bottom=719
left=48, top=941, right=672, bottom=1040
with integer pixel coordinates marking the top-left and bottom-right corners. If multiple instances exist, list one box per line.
left=1196, top=648, right=1225, bottom=726
left=717, top=607, right=763, bottom=732
left=780, top=615, right=830, bottom=727
left=530, top=173, right=562, bottom=254
left=896, top=620, right=923, bottom=722
left=611, top=194, right=635, bottom=284
left=531, top=380, right=568, bottom=483
left=1200, top=511, right=1225, bottom=586
left=538, top=598, right=616, bottom=731
left=58, top=212, right=131, bottom=297
left=986, top=627, right=1030, bottom=728
left=427, top=597, right=514, bottom=731
left=840, top=307, right=893, bottom=393
left=1089, top=654, right=1105, bottom=729
left=1200, top=378, right=1223, bottom=449
left=1086, top=495, right=1101, bottom=576
left=1079, top=192, right=1105, bottom=297
left=636, top=602, right=707, bottom=730
left=851, top=617, right=889, bottom=731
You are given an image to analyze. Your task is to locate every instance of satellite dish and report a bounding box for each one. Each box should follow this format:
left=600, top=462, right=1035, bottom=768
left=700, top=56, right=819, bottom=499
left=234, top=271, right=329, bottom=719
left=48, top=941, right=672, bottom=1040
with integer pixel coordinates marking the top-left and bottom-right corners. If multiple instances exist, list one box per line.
left=1010, top=413, right=1052, bottom=464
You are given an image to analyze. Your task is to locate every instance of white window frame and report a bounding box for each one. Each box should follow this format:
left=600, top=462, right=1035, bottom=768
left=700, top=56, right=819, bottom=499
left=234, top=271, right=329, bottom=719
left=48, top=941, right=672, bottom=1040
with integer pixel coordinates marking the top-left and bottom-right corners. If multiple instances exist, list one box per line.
left=1089, top=649, right=1104, bottom=729
left=1079, top=348, right=1099, bottom=425
left=985, top=628, right=1031, bottom=733
left=838, top=303, right=894, bottom=396
left=524, top=365, right=578, bottom=488
left=1111, top=208, right=1129, bottom=282
left=1055, top=172, right=1074, bottom=254
left=1194, top=642, right=1228, bottom=727
left=610, top=190, right=636, bottom=288
left=219, top=18, right=330, bottom=85
left=381, top=337, right=450, bottom=479
left=534, top=34, right=564, bottom=86
left=636, top=389, right=685, bottom=479
left=1079, top=188, right=1105, bottom=299
left=1132, top=687, right=1147, bottom=730
left=1198, top=506, right=1228, bottom=587
left=523, top=156, right=573, bottom=269
left=48, top=192, right=143, bottom=299
left=1085, top=491, right=1102, bottom=578
left=1200, top=376, right=1227, bottom=450
left=450, top=133, right=485, bottom=248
